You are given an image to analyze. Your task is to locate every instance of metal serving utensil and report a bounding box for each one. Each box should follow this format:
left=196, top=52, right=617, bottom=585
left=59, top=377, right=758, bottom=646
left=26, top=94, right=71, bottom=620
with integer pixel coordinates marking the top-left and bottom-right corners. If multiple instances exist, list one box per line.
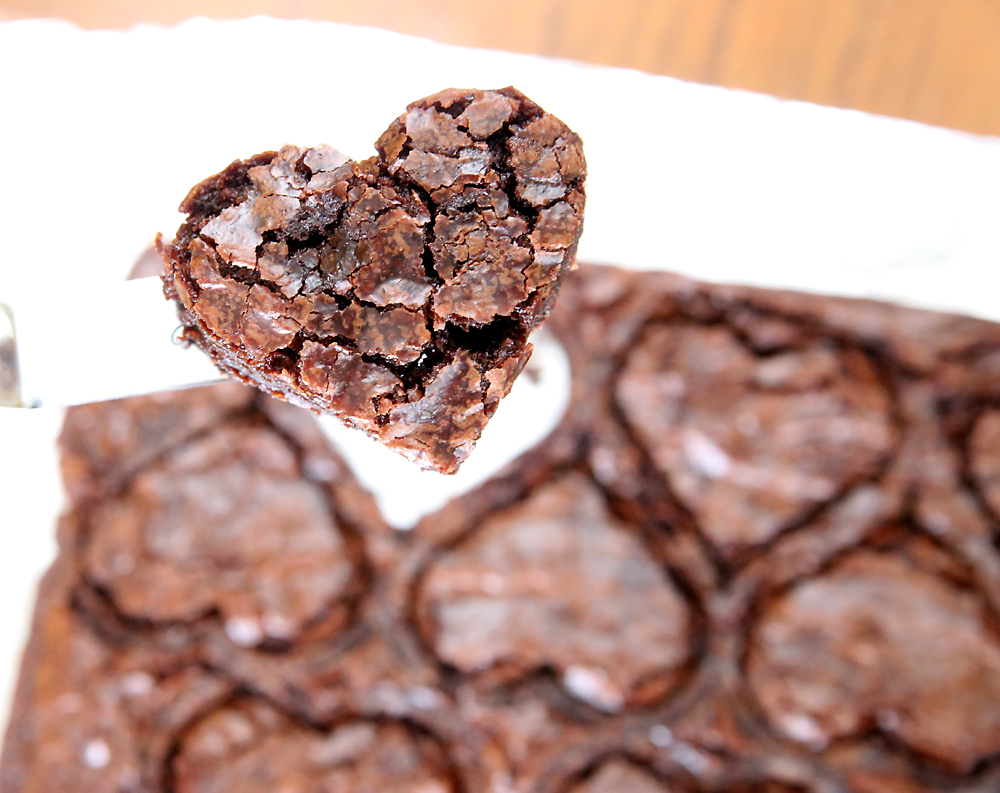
left=0, top=277, right=224, bottom=409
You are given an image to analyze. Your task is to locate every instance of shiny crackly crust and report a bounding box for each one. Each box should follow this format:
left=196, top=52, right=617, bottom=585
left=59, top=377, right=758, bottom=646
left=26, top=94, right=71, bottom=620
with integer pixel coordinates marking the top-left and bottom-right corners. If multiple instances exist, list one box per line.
left=161, top=87, right=586, bottom=474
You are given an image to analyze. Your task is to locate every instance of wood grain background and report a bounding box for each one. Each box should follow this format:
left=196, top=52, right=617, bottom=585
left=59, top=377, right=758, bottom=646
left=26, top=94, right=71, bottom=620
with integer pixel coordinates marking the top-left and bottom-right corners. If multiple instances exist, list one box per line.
left=1, top=0, right=997, bottom=136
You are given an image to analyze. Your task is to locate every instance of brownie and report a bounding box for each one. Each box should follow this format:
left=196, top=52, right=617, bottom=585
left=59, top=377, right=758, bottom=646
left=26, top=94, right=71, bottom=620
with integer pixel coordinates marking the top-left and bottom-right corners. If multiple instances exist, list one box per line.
left=172, top=703, right=457, bottom=793
left=161, top=87, right=586, bottom=474
left=7, top=262, right=1000, bottom=793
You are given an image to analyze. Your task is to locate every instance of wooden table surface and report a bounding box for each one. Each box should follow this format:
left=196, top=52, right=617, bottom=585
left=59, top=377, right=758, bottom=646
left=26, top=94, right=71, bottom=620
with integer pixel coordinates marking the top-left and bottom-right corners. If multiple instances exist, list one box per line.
left=2, top=0, right=997, bottom=137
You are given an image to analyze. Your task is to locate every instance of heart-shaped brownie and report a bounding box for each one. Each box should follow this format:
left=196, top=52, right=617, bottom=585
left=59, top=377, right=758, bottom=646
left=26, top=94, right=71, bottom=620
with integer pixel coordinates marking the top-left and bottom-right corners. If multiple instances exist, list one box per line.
left=616, top=325, right=894, bottom=557
left=162, top=87, right=585, bottom=473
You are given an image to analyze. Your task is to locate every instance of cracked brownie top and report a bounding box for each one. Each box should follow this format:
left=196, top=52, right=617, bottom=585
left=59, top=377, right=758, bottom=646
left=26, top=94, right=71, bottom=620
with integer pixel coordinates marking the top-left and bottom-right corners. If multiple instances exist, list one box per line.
left=162, top=87, right=585, bottom=474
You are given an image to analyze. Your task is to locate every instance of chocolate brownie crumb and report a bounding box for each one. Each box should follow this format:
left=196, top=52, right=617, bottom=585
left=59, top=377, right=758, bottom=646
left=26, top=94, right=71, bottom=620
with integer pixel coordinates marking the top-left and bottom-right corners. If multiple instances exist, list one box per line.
left=161, top=87, right=585, bottom=474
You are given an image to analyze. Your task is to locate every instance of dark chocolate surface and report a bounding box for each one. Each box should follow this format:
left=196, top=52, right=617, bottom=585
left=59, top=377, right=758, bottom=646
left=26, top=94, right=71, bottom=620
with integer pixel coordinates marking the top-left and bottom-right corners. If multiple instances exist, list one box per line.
left=161, top=87, right=586, bottom=474
left=7, top=262, right=1000, bottom=793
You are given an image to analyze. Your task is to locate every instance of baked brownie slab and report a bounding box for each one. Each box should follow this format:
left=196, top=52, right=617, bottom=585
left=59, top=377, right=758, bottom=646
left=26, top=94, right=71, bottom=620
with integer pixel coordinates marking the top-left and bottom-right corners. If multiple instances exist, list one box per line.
left=543, top=264, right=1000, bottom=791
left=162, top=87, right=586, bottom=475
left=7, top=263, right=1000, bottom=793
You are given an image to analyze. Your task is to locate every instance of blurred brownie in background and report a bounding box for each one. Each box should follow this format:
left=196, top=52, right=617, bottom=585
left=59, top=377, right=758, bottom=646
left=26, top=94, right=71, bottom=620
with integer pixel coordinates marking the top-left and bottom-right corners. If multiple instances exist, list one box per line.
left=4, top=262, right=1000, bottom=793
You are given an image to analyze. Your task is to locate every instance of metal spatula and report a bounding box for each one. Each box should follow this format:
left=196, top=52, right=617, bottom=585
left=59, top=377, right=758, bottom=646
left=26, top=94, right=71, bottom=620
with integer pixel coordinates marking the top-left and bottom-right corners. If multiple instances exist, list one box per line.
left=0, top=276, right=572, bottom=527
left=0, top=277, right=221, bottom=409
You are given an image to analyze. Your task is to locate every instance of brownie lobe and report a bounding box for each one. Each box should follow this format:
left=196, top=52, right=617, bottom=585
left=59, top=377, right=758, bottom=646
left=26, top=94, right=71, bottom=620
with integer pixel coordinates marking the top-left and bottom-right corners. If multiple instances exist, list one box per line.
left=418, top=475, right=692, bottom=713
left=174, top=700, right=455, bottom=793
left=747, top=551, right=1000, bottom=771
left=83, top=425, right=356, bottom=647
left=617, top=325, right=893, bottom=556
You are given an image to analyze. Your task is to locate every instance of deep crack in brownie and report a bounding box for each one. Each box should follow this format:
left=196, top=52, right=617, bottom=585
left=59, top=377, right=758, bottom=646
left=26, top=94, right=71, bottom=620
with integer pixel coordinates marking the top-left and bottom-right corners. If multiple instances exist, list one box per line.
left=6, top=262, right=1000, bottom=793
left=161, top=87, right=586, bottom=474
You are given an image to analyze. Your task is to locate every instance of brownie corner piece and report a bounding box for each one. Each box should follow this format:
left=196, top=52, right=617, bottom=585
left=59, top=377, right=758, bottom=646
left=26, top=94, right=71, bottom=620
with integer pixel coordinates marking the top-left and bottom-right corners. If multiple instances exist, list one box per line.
left=161, top=87, right=586, bottom=474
